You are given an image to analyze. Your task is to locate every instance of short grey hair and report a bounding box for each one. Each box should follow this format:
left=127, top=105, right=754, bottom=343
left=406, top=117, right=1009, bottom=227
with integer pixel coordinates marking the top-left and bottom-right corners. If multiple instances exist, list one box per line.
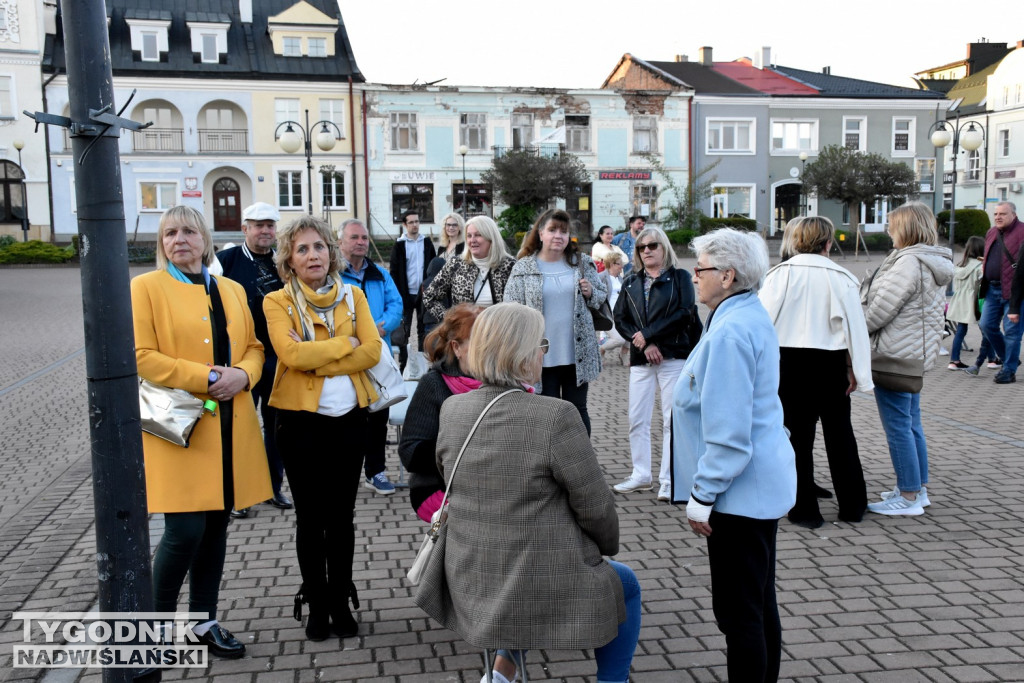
left=996, top=201, right=1017, bottom=214
left=690, top=228, right=769, bottom=292
left=462, top=216, right=510, bottom=269
left=338, top=218, right=366, bottom=239
left=630, top=227, right=678, bottom=272
left=468, top=302, right=545, bottom=387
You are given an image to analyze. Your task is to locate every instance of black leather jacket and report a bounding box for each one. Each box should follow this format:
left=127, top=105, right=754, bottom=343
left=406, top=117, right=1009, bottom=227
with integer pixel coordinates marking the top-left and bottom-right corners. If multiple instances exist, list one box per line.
left=613, top=266, right=699, bottom=366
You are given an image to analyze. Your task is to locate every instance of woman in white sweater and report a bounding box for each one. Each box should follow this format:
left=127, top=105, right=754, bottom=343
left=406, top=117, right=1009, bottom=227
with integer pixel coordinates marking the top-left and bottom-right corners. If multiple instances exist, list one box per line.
left=759, top=216, right=873, bottom=527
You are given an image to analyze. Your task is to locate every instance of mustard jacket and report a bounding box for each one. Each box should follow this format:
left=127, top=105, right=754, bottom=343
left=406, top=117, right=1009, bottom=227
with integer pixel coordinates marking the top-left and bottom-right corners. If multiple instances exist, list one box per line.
left=131, top=269, right=272, bottom=513
left=263, top=283, right=382, bottom=412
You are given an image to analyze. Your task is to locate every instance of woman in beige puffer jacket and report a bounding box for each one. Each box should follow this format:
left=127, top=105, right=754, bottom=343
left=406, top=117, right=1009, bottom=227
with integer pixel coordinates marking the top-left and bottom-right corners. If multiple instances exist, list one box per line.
left=861, top=202, right=953, bottom=517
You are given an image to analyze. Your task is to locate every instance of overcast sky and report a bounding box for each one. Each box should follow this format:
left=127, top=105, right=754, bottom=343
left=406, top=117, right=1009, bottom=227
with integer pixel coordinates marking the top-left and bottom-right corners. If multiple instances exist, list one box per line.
left=339, top=0, right=1019, bottom=91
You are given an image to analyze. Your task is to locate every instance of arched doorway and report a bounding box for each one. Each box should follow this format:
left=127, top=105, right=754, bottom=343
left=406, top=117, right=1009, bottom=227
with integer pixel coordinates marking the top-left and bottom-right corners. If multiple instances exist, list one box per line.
left=0, top=161, right=26, bottom=227
left=212, top=177, right=241, bottom=231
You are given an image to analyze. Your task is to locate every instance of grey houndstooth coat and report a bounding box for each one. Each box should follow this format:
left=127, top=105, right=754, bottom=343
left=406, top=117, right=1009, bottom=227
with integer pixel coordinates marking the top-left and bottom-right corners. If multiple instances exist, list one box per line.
left=414, top=385, right=626, bottom=650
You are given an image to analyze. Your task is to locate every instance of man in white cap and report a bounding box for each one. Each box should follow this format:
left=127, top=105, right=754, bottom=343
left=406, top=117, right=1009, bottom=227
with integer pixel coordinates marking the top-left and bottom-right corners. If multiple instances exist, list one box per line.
left=216, top=202, right=292, bottom=517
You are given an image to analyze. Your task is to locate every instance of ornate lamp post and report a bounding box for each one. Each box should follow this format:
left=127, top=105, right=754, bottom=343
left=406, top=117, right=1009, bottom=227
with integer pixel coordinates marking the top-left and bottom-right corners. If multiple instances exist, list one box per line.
left=12, top=139, right=28, bottom=241
left=458, top=144, right=468, bottom=218
left=930, top=118, right=985, bottom=251
left=275, top=109, right=343, bottom=215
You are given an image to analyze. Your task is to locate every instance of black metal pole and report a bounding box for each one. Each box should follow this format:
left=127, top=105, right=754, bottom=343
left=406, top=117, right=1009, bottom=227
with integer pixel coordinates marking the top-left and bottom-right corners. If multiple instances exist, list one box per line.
left=16, top=147, right=28, bottom=241
left=61, top=1, right=156, bottom=681
left=304, top=109, right=314, bottom=215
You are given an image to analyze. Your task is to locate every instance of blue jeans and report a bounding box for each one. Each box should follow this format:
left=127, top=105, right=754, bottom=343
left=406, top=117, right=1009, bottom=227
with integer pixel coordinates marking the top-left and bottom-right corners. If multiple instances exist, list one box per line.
left=979, top=284, right=1024, bottom=374
left=873, top=387, right=928, bottom=492
left=973, top=328, right=997, bottom=366
left=950, top=322, right=968, bottom=362
left=495, top=560, right=641, bottom=683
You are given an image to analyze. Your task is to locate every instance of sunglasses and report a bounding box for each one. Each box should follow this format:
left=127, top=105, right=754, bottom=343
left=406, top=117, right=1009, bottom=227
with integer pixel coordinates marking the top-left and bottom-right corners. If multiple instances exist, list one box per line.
left=637, top=243, right=660, bottom=252
left=693, top=266, right=720, bottom=276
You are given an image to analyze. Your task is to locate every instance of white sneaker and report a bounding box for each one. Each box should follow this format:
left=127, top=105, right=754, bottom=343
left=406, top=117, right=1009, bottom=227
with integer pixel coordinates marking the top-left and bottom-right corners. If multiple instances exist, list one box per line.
left=613, top=476, right=653, bottom=494
left=880, top=484, right=930, bottom=507
left=657, top=482, right=671, bottom=501
left=868, top=493, right=924, bottom=516
left=480, top=670, right=517, bottom=683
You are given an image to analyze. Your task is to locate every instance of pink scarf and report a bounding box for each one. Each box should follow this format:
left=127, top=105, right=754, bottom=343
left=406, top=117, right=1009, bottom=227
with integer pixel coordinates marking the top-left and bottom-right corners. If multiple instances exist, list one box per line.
left=442, top=373, right=481, bottom=394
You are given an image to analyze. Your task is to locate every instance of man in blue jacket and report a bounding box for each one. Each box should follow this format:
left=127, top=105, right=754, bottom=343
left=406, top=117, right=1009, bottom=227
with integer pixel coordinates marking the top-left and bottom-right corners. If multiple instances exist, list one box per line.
left=612, top=215, right=646, bottom=274
left=339, top=219, right=404, bottom=495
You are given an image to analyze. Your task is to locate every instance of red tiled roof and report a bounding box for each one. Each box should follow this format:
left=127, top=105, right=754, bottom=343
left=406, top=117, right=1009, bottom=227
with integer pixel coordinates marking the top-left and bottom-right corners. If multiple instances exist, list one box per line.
left=711, top=60, right=818, bottom=95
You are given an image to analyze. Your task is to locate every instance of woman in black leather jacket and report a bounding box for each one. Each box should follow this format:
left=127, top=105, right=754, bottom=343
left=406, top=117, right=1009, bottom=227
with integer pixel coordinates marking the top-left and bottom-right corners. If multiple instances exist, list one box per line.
left=612, top=228, right=700, bottom=502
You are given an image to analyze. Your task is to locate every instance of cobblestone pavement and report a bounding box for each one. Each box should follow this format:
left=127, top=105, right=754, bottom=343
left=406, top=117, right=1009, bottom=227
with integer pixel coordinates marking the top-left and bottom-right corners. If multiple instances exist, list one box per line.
left=2, top=251, right=1024, bottom=682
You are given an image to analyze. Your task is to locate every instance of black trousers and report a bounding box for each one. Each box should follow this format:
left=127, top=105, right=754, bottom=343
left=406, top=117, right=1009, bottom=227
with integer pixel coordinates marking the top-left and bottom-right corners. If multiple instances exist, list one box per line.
left=541, top=364, right=591, bottom=435
left=152, top=510, right=231, bottom=622
left=707, top=512, right=781, bottom=683
left=778, top=347, right=867, bottom=523
left=254, top=356, right=285, bottom=496
left=276, top=408, right=366, bottom=605
left=398, top=292, right=425, bottom=371
left=363, top=407, right=389, bottom=479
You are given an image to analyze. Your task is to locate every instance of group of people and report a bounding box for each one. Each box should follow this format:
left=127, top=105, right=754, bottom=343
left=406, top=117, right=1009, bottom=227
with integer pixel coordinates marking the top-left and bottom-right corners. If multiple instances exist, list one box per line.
left=131, top=197, right=983, bottom=682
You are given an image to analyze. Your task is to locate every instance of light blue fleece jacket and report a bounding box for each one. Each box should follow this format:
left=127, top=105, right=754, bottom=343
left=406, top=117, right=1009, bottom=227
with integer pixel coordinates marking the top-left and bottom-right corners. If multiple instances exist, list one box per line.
left=671, top=291, right=796, bottom=519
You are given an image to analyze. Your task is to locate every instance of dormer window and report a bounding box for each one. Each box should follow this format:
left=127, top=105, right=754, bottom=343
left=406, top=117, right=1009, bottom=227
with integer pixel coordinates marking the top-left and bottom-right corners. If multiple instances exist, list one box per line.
left=268, top=2, right=338, bottom=58
left=201, top=34, right=217, bottom=62
left=283, top=36, right=301, bottom=56
left=125, top=12, right=171, bottom=63
left=308, top=38, right=326, bottom=57
left=186, top=15, right=229, bottom=65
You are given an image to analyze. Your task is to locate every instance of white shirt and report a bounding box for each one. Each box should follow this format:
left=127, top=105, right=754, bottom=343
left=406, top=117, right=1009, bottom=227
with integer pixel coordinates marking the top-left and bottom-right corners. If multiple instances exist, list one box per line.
left=402, top=234, right=426, bottom=294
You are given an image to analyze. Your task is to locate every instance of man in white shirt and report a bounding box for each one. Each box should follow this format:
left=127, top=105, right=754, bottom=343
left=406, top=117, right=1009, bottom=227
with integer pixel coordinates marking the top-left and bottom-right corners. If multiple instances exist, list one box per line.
left=388, top=211, right=437, bottom=371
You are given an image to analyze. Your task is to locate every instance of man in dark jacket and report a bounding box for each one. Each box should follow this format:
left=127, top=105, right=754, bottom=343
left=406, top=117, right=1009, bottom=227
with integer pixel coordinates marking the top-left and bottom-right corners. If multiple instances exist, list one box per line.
left=389, top=211, right=436, bottom=372
left=980, top=202, right=1024, bottom=384
left=216, top=202, right=292, bottom=514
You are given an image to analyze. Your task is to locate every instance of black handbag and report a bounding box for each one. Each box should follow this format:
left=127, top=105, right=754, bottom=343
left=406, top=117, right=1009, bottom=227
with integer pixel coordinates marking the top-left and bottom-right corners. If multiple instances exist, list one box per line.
left=578, top=259, right=614, bottom=331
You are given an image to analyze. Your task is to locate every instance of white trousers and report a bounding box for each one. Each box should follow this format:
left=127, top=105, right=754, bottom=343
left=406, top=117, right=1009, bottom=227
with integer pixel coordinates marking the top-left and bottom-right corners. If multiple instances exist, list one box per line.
left=628, top=358, right=686, bottom=484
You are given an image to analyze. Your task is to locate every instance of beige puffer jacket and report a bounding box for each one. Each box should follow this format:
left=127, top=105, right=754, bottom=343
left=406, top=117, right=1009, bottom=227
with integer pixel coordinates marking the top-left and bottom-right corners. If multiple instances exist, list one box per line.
left=862, top=244, right=954, bottom=371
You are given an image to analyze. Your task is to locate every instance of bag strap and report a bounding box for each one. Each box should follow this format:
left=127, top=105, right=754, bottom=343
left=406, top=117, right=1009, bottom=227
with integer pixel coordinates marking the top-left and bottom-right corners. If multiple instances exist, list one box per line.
left=996, top=230, right=1018, bottom=269
left=432, top=388, right=520, bottom=532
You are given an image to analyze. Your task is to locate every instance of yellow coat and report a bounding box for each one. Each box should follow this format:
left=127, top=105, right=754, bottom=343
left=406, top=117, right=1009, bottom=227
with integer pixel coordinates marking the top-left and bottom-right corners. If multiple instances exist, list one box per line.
left=263, top=283, right=382, bottom=412
left=131, top=270, right=273, bottom=513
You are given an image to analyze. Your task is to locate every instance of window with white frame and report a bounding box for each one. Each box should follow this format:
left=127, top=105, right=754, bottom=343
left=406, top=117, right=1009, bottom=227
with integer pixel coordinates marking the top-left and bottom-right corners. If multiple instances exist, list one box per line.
left=127, top=18, right=170, bottom=62
left=140, top=182, right=177, bottom=211
left=565, top=115, right=591, bottom=153
left=633, top=116, right=658, bottom=153
left=843, top=198, right=895, bottom=227
left=308, top=38, right=327, bottom=57
left=915, top=159, right=936, bottom=193
left=843, top=117, right=866, bottom=151
left=892, top=117, right=915, bottom=156
left=141, top=32, right=159, bottom=61
left=630, top=184, right=657, bottom=218
left=201, top=34, right=218, bottom=63
left=318, top=99, right=346, bottom=137
left=460, top=113, right=487, bottom=150
left=967, top=149, right=981, bottom=181
left=0, top=75, right=12, bottom=118
left=999, top=128, right=1010, bottom=158
left=999, top=186, right=1009, bottom=201
left=275, top=98, right=299, bottom=126
left=711, top=185, right=755, bottom=218
left=706, top=119, right=755, bottom=154
left=511, top=113, right=534, bottom=149
left=321, top=169, right=346, bottom=209
left=1003, top=86, right=1011, bottom=107
left=283, top=36, right=301, bottom=57
left=390, top=112, right=418, bottom=150
left=771, top=119, right=817, bottom=153
left=278, top=171, right=303, bottom=208
left=392, top=184, right=434, bottom=223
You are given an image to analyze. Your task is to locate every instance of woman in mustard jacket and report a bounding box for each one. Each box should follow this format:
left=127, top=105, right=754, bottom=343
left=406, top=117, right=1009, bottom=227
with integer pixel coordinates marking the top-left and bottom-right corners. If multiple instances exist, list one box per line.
left=263, top=215, right=382, bottom=642
left=131, top=205, right=272, bottom=659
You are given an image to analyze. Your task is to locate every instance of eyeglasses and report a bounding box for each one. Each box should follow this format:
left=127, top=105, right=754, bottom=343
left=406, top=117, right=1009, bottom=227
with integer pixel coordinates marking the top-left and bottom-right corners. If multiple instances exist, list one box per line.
left=693, top=266, right=720, bottom=276
left=637, top=243, right=660, bottom=252
left=444, top=222, right=460, bottom=228
left=539, top=338, right=550, bottom=354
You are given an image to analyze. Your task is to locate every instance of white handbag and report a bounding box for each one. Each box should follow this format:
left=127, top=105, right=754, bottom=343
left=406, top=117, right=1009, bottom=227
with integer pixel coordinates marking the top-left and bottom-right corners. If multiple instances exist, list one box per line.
left=342, top=284, right=408, bottom=412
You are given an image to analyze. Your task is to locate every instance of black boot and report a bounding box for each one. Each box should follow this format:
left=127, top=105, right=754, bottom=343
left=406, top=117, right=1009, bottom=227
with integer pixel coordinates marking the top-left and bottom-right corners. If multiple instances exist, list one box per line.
left=295, top=584, right=330, bottom=642
left=329, top=581, right=359, bottom=638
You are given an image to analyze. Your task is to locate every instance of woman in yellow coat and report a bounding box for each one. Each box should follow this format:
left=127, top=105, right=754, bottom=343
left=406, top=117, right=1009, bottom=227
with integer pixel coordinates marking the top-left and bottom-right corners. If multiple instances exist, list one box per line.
left=131, top=205, right=272, bottom=659
left=263, top=215, right=381, bottom=641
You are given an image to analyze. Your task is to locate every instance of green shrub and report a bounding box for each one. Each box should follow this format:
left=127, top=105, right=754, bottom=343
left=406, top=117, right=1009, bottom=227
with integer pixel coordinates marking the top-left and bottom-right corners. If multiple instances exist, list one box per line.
left=697, top=216, right=757, bottom=233
left=513, top=231, right=528, bottom=250
left=496, top=205, right=537, bottom=238
left=0, top=235, right=15, bottom=249
left=665, top=229, right=697, bottom=246
left=835, top=230, right=893, bottom=252
left=936, top=209, right=990, bottom=244
left=0, top=240, right=75, bottom=264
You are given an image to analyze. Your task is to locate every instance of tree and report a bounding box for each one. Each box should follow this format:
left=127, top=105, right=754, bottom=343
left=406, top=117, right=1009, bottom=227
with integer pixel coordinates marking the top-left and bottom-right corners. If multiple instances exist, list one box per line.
left=642, top=154, right=720, bottom=233
left=481, top=149, right=590, bottom=236
left=801, top=145, right=918, bottom=255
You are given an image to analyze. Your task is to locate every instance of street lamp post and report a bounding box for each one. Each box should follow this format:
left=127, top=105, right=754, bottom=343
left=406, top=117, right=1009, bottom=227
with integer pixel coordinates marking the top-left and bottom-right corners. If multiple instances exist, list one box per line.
left=458, top=144, right=468, bottom=218
left=12, top=139, right=28, bottom=241
left=275, top=109, right=343, bottom=215
left=799, top=151, right=808, bottom=216
left=930, top=117, right=985, bottom=252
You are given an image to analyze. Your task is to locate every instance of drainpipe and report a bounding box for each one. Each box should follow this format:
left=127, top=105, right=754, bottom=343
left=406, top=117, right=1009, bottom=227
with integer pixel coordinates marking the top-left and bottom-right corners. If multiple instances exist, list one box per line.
left=348, top=75, right=358, bottom=218
left=41, top=69, right=62, bottom=242
left=362, top=91, right=371, bottom=232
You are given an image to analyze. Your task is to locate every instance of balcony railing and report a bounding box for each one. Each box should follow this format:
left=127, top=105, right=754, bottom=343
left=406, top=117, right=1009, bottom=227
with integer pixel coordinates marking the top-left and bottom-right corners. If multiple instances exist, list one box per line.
left=198, top=129, right=249, bottom=154
left=132, top=128, right=184, bottom=153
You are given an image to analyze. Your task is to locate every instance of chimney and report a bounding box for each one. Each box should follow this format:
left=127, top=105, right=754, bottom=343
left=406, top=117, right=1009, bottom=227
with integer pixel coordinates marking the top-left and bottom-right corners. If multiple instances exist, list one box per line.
left=822, top=66, right=831, bottom=75
left=239, top=0, right=252, bottom=23
left=675, top=54, right=688, bottom=63
left=753, top=46, right=771, bottom=69
left=699, top=46, right=713, bottom=66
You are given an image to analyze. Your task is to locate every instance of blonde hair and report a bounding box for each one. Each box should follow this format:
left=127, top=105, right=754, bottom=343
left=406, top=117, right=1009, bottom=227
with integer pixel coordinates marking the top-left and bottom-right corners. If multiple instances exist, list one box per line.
left=629, top=227, right=678, bottom=272
left=468, top=302, right=545, bottom=387
left=156, top=205, right=215, bottom=270
left=602, top=251, right=627, bottom=269
left=439, top=212, right=465, bottom=248
left=887, top=202, right=937, bottom=249
left=780, top=216, right=835, bottom=259
left=274, top=215, right=342, bottom=283
left=462, top=215, right=510, bottom=269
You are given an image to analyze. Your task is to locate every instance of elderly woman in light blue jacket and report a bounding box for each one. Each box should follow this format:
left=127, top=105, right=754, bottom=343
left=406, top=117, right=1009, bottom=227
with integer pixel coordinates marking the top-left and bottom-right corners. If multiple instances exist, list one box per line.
left=671, top=228, right=796, bottom=683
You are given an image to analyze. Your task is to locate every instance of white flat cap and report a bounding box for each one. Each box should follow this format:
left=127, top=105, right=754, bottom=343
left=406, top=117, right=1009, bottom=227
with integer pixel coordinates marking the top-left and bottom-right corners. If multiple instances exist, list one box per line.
left=242, top=202, right=280, bottom=222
